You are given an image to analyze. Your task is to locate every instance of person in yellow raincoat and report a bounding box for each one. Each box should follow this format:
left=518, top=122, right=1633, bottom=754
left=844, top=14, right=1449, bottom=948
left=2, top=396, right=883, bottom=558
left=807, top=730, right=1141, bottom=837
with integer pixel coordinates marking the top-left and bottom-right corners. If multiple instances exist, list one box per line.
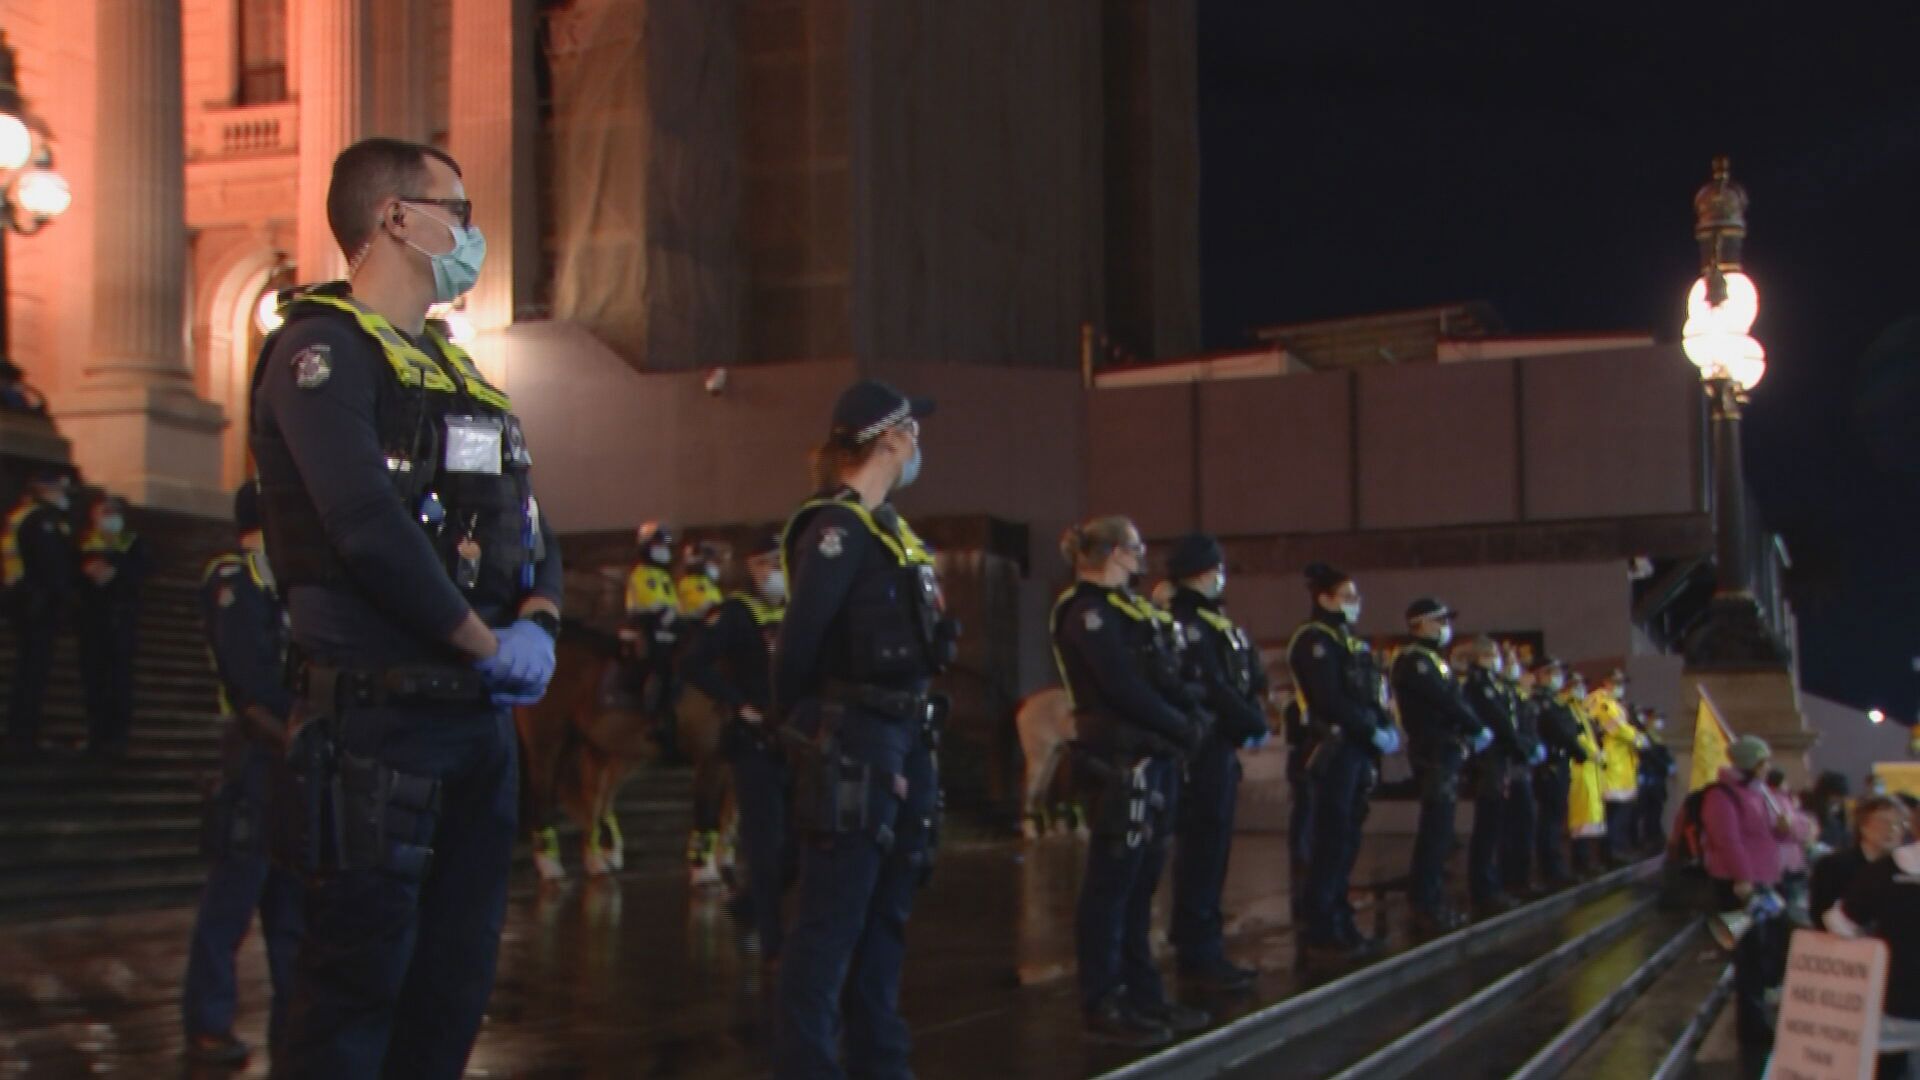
left=1563, top=672, right=1608, bottom=875
left=1586, top=670, right=1644, bottom=864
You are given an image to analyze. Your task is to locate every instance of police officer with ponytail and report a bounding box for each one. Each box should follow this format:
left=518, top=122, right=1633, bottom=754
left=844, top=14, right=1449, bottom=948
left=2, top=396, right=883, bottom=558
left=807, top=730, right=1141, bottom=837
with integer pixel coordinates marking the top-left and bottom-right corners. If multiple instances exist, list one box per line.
left=771, top=380, right=956, bottom=1080
left=1053, top=517, right=1209, bottom=1047
left=1288, top=563, right=1396, bottom=961
left=249, top=138, right=561, bottom=1077
left=1164, top=533, right=1267, bottom=990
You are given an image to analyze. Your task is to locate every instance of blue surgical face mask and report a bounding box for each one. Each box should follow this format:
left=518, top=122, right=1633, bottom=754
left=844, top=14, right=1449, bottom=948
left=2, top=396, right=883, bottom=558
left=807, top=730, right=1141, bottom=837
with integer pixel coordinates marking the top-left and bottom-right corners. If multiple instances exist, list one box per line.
left=406, top=216, right=487, bottom=304
left=896, top=442, right=923, bottom=490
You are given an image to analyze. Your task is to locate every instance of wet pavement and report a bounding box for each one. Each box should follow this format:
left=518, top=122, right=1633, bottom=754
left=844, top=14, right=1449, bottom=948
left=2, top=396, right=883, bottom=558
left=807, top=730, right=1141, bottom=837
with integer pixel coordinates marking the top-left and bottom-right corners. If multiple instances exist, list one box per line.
left=0, top=832, right=1418, bottom=1079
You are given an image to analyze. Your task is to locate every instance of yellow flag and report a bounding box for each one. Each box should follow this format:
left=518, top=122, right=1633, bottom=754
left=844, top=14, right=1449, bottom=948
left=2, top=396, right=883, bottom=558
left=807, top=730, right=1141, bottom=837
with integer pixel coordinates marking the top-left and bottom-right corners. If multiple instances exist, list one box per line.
left=1689, top=686, right=1735, bottom=792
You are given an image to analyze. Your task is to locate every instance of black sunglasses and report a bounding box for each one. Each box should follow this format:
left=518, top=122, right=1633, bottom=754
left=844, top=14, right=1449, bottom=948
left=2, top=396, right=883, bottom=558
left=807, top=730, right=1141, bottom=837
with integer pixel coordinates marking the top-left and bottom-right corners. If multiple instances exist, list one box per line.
left=399, top=196, right=473, bottom=229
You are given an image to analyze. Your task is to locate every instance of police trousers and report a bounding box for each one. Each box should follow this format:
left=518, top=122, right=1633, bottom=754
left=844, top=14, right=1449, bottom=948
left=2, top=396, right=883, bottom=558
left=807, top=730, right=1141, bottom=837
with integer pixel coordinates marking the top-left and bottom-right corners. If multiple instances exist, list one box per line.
left=281, top=701, right=517, bottom=1080
left=4, top=602, right=56, bottom=745
left=1171, top=739, right=1240, bottom=969
left=77, top=602, right=137, bottom=748
left=777, top=705, right=937, bottom=1080
left=1077, top=755, right=1178, bottom=1012
left=1534, top=764, right=1572, bottom=882
left=184, top=743, right=304, bottom=1055
left=729, top=738, right=793, bottom=958
left=1303, top=741, right=1374, bottom=945
left=1501, top=771, right=1538, bottom=892
left=1410, top=761, right=1460, bottom=915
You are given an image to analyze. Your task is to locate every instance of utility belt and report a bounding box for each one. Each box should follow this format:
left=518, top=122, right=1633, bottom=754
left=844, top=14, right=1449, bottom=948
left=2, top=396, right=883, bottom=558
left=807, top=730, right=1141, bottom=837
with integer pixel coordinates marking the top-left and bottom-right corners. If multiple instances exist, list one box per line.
left=821, top=679, right=948, bottom=747
left=1072, top=746, right=1168, bottom=851
left=781, top=699, right=938, bottom=867
left=275, top=659, right=481, bottom=881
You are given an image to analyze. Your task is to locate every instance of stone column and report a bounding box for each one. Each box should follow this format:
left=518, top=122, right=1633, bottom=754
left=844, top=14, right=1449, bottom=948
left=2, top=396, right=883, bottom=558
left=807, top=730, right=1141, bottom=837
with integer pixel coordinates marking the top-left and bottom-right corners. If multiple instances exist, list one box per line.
left=62, top=0, right=226, bottom=515
left=296, top=0, right=369, bottom=284
left=449, top=0, right=538, bottom=336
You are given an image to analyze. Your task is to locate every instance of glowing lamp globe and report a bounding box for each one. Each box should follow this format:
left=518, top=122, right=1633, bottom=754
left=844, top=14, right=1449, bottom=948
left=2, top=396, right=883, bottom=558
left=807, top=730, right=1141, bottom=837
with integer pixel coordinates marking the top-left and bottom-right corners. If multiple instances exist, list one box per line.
left=1682, top=272, right=1766, bottom=391
left=0, top=113, right=31, bottom=172
left=255, top=290, right=285, bottom=335
left=11, top=166, right=67, bottom=219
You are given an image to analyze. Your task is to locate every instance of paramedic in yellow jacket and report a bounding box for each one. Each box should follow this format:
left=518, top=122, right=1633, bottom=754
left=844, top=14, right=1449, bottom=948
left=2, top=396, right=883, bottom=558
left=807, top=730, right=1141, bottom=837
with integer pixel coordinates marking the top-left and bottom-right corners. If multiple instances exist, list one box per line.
left=1587, top=670, right=1644, bottom=864
left=1562, top=672, right=1608, bottom=875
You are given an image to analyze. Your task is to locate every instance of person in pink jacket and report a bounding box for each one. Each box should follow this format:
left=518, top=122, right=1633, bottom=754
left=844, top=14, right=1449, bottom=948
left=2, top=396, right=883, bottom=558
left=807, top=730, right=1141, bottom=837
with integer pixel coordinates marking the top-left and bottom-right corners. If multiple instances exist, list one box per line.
left=1700, top=735, right=1791, bottom=1048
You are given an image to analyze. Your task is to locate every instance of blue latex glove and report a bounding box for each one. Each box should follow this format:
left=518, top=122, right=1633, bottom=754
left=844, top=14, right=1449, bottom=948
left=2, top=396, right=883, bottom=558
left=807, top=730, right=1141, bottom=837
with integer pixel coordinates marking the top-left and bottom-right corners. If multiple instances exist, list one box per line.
left=1470, top=727, right=1495, bottom=754
left=1528, top=742, right=1547, bottom=767
left=1371, top=725, right=1402, bottom=755
left=475, top=619, right=557, bottom=706
left=1748, top=889, right=1785, bottom=921
left=1245, top=730, right=1271, bottom=751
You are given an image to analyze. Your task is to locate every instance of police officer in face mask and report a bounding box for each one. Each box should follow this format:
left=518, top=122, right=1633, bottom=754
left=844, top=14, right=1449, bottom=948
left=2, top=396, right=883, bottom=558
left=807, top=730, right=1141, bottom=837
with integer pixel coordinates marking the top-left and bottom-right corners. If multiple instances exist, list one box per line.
left=77, top=494, right=150, bottom=758
left=682, top=533, right=790, bottom=961
left=3, top=463, right=75, bottom=758
left=772, top=380, right=957, bottom=1080
left=1163, top=534, right=1266, bottom=990
left=1527, top=657, right=1587, bottom=886
left=1289, top=563, right=1396, bottom=961
left=1457, top=636, right=1531, bottom=917
left=1391, top=598, right=1491, bottom=934
left=249, top=137, right=562, bottom=1077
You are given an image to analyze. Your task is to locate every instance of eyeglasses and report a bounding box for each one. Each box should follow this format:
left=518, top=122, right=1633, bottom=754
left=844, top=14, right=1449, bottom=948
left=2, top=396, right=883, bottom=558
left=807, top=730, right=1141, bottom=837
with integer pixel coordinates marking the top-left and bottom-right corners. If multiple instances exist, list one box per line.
left=399, top=197, right=473, bottom=229
left=1119, top=540, right=1147, bottom=557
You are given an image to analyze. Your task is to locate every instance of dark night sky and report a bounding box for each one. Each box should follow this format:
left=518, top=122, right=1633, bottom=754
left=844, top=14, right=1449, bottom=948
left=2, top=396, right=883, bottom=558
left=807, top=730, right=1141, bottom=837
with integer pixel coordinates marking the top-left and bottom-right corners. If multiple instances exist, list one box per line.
left=1195, top=3, right=1920, bottom=720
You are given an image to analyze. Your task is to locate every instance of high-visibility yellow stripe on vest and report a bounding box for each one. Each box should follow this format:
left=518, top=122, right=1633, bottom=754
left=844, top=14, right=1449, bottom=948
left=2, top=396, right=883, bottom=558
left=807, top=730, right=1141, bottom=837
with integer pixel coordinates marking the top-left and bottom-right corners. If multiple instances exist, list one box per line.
left=78, top=530, right=135, bottom=558
left=626, top=565, right=677, bottom=613
left=1285, top=620, right=1357, bottom=719
left=678, top=574, right=724, bottom=615
left=780, top=497, right=936, bottom=581
left=2, top=500, right=35, bottom=588
left=202, top=551, right=268, bottom=717
left=283, top=291, right=511, bottom=410
left=730, top=592, right=786, bottom=626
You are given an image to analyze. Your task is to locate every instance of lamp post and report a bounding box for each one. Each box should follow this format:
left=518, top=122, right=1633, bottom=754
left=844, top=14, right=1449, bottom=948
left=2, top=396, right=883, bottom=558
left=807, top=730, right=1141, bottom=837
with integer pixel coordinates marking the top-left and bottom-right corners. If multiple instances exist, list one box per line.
left=1682, top=156, right=1787, bottom=669
left=0, top=29, right=72, bottom=362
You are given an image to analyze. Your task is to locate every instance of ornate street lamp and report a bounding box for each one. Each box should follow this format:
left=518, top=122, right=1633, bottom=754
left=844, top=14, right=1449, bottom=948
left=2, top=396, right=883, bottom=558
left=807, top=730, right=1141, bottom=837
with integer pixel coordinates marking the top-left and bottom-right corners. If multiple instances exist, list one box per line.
left=1683, top=156, right=1787, bottom=669
left=0, top=29, right=71, bottom=361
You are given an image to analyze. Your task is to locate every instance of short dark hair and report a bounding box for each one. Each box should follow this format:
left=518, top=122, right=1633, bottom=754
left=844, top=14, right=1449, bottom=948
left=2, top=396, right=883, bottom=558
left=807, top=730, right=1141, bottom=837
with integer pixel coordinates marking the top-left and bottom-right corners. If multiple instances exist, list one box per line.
left=326, top=138, right=462, bottom=263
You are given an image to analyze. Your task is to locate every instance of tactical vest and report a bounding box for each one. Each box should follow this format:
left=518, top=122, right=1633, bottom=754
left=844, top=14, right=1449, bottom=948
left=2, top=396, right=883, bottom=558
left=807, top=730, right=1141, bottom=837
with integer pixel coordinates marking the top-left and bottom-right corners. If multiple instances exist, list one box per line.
left=78, top=529, right=135, bottom=560
left=1285, top=618, right=1359, bottom=722
left=781, top=493, right=943, bottom=684
left=2, top=500, right=63, bottom=590
left=678, top=573, right=724, bottom=616
left=1191, top=605, right=1256, bottom=696
left=249, top=285, right=538, bottom=616
left=201, top=551, right=287, bottom=717
left=625, top=564, right=677, bottom=614
left=730, top=591, right=786, bottom=631
left=1049, top=584, right=1184, bottom=711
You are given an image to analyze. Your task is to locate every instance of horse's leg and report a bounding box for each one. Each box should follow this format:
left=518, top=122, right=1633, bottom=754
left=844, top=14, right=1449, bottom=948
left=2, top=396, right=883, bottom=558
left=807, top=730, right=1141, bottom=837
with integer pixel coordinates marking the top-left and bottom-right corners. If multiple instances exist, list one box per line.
left=518, top=707, right=569, bottom=882
left=600, top=762, right=628, bottom=873
left=689, top=752, right=724, bottom=887
left=581, top=747, right=615, bottom=877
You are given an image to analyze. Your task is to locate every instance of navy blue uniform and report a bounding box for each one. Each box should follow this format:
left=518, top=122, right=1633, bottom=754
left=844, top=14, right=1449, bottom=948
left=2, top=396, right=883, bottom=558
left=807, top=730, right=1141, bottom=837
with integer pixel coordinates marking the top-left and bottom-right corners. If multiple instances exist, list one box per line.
left=1390, top=641, right=1486, bottom=920
left=1460, top=666, right=1527, bottom=904
left=1287, top=611, right=1387, bottom=948
left=1053, top=581, right=1198, bottom=1015
left=683, top=591, right=789, bottom=957
left=77, top=527, right=150, bottom=752
left=184, top=550, right=304, bottom=1058
left=1502, top=689, right=1544, bottom=893
left=1530, top=690, right=1587, bottom=883
left=249, top=288, right=562, bottom=1079
left=3, top=498, right=71, bottom=750
left=1166, top=587, right=1267, bottom=973
left=772, top=491, right=948, bottom=1080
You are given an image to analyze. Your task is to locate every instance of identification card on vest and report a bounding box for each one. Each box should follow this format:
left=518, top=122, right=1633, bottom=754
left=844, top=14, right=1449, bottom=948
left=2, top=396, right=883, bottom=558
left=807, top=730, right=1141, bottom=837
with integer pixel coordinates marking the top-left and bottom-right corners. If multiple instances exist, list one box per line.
left=443, top=416, right=504, bottom=475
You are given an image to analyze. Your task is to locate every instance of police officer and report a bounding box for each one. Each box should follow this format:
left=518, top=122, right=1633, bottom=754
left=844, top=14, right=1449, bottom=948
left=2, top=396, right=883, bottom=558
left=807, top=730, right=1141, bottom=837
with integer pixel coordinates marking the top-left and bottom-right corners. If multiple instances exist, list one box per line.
left=624, top=520, right=686, bottom=763
left=1635, top=709, right=1675, bottom=851
left=682, top=533, right=790, bottom=961
left=3, top=463, right=74, bottom=757
left=1527, top=658, right=1587, bottom=885
left=1054, top=517, right=1208, bottom=1046
left=678, top=541, right=726, bottom=620
left=1458, top=636, right=1535, bottom=916
left=1164, top=533, right=1266, bottom=990
left=248, top=137, right=561, bottom=1077
left=772, top=379, right=956, bottom=1079
left=1502, top=652, right=1548, bottom=897
left=77, top=494, right=149, bottom=758
left=1391, top=598, right=1490, bottom=934
left=1289, top=563, right=1398, bottom=961
left=182, top=481, right=304, bottom=1069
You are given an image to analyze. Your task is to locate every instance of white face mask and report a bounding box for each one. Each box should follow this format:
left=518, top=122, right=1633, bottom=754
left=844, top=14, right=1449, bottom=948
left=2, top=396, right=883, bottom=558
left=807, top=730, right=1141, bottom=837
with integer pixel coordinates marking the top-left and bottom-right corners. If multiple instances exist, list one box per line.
left=1199, top=571, right=1226, bottom=601
left=759, top=569, right=787, bottom=604
left=1340, top=601, right=1361, bottom=624
left=1548, top=675, right=1566, bottom=692
left=1434, top=624, right=1454, bottom=648
left=98, top=514, right=124, bottom=535
left=648, top=544, right=672, bottom=566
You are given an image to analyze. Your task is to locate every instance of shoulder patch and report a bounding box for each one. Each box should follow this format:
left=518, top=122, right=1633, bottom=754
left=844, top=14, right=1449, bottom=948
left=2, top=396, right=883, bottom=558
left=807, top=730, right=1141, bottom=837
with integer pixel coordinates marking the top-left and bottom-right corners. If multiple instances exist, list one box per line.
left=1312, top=642, right=1326, bottom=658
left=1416, top=658, right=1431, bottom=674
left=1083, top=608, right=1104, bottom=632
left=216, top=586, right=236, bottom=608
left=292, top=343, right=333, bottom=390
left=817, top=526, right=846, bottom=559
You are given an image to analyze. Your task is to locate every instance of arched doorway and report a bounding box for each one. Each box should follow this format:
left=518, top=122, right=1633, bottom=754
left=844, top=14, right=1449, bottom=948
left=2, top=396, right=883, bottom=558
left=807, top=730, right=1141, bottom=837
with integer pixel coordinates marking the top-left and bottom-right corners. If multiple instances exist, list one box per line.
left=202, top=246, right=290, bottom=489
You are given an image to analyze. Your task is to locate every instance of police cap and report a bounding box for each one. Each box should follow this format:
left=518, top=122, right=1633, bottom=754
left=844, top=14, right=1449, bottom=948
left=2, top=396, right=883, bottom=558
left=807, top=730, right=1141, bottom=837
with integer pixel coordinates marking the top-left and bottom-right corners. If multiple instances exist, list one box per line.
left=1404, top=596, right=1456, bottom=622
left=828, top=380, right=935, bottom=448
left=233, top=480, right=263, bottom=535
left=1166, top=533, right=1224, bottom=580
